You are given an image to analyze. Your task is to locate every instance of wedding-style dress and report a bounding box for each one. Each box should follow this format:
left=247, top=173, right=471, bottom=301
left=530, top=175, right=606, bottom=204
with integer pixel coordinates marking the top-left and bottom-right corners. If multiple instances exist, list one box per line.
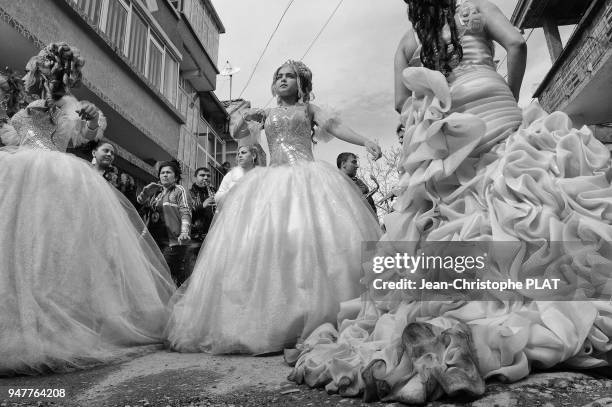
left=167, top=103, right=382, bottom=354
left=0, top=96, right=175, bottom=375
left=288, top=1, right=612, bottom=403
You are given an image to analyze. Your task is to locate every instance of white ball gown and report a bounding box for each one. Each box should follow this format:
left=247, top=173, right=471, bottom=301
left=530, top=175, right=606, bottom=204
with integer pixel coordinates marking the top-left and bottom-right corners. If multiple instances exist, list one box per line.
left=288, top=2, right=612, bottom=404
left=167, top=103, right=382, bottom=354
left=0, top=96, right=176, bottom=375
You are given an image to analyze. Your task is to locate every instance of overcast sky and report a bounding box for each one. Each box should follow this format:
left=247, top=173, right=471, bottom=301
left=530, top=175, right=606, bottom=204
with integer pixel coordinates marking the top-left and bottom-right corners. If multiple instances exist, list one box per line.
left=210, top=0, right=575, bottom=165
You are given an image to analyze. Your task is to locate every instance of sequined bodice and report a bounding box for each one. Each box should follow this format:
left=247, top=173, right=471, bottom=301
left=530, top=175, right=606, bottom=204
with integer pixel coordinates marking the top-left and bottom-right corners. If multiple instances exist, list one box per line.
left=265, top=105, right=314, bottom=166
left=10, top=100, right=65, bottom=151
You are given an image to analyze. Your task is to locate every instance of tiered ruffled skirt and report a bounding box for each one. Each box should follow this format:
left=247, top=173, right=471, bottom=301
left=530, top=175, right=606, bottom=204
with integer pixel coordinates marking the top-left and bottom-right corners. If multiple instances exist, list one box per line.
left=288, top=66, right=612, bottom=403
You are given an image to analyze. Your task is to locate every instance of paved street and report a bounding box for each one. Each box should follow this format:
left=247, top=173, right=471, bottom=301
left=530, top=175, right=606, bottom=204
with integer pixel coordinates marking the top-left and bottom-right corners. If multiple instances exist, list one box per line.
left=1, top=348, right=611, bottom=407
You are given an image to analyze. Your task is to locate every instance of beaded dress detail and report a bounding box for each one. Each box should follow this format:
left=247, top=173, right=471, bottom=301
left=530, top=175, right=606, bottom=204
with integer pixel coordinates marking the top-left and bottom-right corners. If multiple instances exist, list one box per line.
left=265, top=105, right=315, bottom=165
left=10, top=102, right=60, bottom=151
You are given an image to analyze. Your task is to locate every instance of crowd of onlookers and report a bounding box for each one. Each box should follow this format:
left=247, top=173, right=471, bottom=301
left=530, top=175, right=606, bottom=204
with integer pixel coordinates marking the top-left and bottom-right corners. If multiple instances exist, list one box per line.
left=91, top=131, right=405, bottom=287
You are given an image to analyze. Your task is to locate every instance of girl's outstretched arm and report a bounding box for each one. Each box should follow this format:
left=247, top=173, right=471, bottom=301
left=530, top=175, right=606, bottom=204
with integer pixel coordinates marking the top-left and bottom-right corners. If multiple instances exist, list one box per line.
left=310, top=104, right=382, bottom=160
left=233, top=108, right=266, bottom=139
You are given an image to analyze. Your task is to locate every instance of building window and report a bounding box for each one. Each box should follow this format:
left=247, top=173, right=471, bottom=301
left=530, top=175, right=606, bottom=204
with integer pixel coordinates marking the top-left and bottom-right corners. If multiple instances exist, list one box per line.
left=148, top=35, right=164, bottom=91
left=104, top=0, right=129, bottom=52
left=181, top=0, right=219, bottom=59
left=128, top=10, right=148, bottom=74
left=72, top=0, right=181, bottom=108
left=164, top=52, right=179, bottom=105
left=76, top=0, right=103, bottom=25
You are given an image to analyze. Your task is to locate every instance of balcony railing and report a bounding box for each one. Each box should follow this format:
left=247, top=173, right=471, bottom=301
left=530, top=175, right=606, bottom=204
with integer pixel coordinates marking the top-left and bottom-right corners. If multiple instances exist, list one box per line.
left=178, top=84, right=226, bottom=185
left=537, top=0, right=612, bottom=113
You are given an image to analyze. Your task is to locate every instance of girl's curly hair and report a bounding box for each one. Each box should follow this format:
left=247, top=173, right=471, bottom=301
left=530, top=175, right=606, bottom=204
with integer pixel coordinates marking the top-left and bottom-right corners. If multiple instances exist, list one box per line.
left=24, top=42, right=85, bottom=102
left=404, top=0, right=463, bottom=76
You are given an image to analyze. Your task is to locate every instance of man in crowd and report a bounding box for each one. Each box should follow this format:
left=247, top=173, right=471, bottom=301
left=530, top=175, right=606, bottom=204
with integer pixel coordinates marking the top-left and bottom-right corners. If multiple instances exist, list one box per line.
left=186, top=167, right=216, bottom=276
left=189, top=167, right=216, bottom=244
left=337, top=152, right=377, bottom=217
left=218, top=161, right=231, bottom=177
left=397, top=122, right=405, bottom=145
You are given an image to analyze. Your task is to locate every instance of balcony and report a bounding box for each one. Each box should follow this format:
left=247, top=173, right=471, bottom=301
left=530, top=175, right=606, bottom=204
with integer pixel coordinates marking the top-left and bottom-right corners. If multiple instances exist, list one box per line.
left=178, top=85, right=227, bottom=184
left=512, top=0, right=612, bottom=125
left=180, top=0, right=222, bottom=63
left=172, top=0, right=225, bottom=92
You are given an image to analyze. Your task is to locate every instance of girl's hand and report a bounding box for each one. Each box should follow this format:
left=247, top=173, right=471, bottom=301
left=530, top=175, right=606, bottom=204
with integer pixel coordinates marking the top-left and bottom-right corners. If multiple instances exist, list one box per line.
left=77, top=101, right=100, bottom=123
left=365, top=140, right=382, bottom=160
left=243, top=108, right=265, bottom=123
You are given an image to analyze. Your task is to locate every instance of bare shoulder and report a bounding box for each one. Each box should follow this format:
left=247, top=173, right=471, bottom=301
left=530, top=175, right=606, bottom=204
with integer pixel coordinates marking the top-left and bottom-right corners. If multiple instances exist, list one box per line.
left=306, top=103, right=321, bottom=121
left=468, top=0, right=501, bottom=15
left=396, top=27, right=418, bottom=61
left=307, top=103, right=321, bottom=113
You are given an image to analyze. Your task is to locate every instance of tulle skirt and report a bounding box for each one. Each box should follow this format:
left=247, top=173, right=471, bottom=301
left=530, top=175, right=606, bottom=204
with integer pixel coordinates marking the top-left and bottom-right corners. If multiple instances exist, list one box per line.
left=0, top=147, right=176, bottom=375
left=166, top=161, right=382, bottom=354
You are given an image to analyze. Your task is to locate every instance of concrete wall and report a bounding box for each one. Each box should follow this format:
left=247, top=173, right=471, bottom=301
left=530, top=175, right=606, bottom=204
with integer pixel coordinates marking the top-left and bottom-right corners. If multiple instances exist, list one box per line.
left=151, top=0, right=182, bottom=49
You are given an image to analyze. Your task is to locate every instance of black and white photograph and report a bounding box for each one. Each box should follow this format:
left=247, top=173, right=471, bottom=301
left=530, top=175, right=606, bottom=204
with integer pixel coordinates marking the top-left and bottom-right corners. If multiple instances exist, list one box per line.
left=1, top=0, right=612, bottom=406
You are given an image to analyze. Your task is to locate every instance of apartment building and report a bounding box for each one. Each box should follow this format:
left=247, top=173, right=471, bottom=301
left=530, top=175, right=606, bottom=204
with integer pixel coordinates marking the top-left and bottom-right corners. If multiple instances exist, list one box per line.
left=0, top=0, right=232, bottom=186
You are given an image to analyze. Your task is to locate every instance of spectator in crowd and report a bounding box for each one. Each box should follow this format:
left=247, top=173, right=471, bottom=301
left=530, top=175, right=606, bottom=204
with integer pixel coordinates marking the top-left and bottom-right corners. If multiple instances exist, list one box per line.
left=104, top=165, right=119, bottom=188
left=90, top=140, right=116, bottom=177
left=337, top=152, right=377, bottom=216
left=189, top=167, right=216, bottom=243
left=396, top=122, right=405, bottom=145
left=186, top=167, right=216, bottom=276
left=119, top=172, right=138, bottom=208
left=138, top=160, right=192, bottom=286
left=219, top=161, right=231, bottom=176
left=215, top=144, right=262, bottom=207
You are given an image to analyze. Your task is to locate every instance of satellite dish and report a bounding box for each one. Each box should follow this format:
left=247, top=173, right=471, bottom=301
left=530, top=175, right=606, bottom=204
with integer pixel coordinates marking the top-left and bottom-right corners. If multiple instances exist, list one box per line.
left=220, top=61, right=240, bottom=77
left=219, top=61, right=240, bottom=103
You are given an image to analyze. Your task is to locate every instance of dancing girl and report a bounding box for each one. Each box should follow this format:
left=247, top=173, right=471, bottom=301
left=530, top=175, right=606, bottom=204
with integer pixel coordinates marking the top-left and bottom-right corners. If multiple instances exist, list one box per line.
left=167, top=60, right=383, bottom=355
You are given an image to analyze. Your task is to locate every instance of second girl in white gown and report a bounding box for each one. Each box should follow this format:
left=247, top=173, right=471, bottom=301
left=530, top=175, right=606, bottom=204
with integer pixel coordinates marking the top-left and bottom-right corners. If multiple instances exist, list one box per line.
left=167, top=60, right=383, bottom=354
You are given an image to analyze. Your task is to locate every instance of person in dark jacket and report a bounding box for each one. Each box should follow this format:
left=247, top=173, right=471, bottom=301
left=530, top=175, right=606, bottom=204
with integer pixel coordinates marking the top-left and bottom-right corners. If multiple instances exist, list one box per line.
left=337, top=152, right=377, bottom=217
left=189, top=167, right=216, bottom=243
left=138, top=160, right=192, bottom=285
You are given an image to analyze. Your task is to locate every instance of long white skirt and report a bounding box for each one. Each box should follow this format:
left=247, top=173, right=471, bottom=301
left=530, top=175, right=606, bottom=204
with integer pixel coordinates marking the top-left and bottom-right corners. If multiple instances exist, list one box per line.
left=167, top=161, right=382, bottom=354
left=0, top=147, right=176, bottom=375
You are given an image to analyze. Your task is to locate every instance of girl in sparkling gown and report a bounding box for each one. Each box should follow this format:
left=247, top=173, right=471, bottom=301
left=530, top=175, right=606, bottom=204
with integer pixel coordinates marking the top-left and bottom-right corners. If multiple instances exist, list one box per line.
left=288, top=0, right=612, bottom=403
left=167, top=60, right=383, bottom=355
left=0, top=43, right=175, bottom=375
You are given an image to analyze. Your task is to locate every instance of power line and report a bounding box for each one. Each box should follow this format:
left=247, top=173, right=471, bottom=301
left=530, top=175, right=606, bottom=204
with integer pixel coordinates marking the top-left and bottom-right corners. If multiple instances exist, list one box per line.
left=238, top=0, right=295, bottom=98
left=300, top=0, right=344, bottom=60
left=263, top=0, right=344, bottom=108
